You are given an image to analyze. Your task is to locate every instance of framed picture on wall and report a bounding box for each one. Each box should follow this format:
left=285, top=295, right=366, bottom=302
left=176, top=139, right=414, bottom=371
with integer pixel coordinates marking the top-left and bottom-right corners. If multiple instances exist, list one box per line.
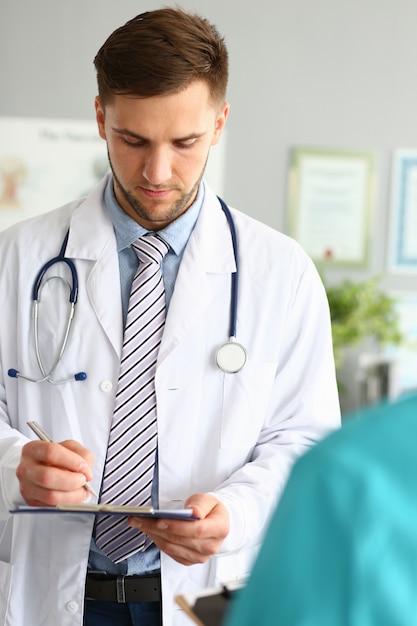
left=0, top=116, right=109, bottom=232
left=287, top=147, right=376, bottom=267
left=388, top=150, right=417, bottom=274
left=383, top=292, right=417, bottom=395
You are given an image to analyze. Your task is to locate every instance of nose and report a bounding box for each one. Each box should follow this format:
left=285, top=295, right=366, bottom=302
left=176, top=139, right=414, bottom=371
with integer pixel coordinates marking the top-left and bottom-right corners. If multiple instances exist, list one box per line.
left=142, top=147, right=172, bottom=186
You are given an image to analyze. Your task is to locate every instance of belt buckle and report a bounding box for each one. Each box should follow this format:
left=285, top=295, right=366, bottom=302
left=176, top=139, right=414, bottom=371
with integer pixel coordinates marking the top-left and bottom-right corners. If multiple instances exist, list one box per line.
left=116, top=575, right=126, bottom=603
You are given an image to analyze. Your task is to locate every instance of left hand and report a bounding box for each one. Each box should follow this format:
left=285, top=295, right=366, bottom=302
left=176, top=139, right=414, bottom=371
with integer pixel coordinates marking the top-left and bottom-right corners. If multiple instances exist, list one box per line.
left=128, top=493, right=230, bottom=566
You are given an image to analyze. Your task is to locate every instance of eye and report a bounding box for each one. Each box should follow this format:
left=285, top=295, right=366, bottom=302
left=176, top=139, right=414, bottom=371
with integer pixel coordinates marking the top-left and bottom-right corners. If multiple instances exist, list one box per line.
left=174, top=139, right=197, bottom=150
left=121, top=136, right=145, bottom=147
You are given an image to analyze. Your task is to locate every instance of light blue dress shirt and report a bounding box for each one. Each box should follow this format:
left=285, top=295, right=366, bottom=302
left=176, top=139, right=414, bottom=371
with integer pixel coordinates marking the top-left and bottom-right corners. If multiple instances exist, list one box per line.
left=89, top=176, right=203, bottom=576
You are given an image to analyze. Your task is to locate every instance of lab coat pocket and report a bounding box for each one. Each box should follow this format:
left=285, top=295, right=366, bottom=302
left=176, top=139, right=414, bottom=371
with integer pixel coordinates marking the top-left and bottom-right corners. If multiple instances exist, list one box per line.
left=221, top=360, right=277, bottom=449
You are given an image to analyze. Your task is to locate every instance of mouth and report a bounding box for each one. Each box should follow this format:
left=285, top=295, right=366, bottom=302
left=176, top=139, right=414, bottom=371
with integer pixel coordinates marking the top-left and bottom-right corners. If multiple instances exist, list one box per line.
left=139, top=186, right=174, bottom=200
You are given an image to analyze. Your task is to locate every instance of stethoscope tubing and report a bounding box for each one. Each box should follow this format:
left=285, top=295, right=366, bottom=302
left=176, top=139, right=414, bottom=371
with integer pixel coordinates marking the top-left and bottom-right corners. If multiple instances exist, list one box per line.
left=8, top=229, right=84, bottom=384
left=32, top=231, right=79, bottom=304
left=217, top=197, right=239, bottom=340
left=9, top=196, right=246, bottom=383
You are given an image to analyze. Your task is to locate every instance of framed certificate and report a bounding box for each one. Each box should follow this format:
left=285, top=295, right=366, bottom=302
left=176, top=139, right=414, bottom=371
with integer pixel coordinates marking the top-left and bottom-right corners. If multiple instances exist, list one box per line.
left=287, top=147, right=376, bottom=267
left=388, top=150, right=417, bottom=273
left=383, top=292, right=417, bottom=395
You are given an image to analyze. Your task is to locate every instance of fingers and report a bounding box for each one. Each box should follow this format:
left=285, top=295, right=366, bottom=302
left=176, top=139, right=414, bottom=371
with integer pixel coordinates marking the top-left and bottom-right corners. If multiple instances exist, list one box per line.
left=16, top=440, right=95, bottom=507
left=146, top=523, right=225, bottom=566
left=61, top=440, right=94, bottom=474
left=184, top=492, right=224, bottom=521
left=128, top=493, right=230, bottom=566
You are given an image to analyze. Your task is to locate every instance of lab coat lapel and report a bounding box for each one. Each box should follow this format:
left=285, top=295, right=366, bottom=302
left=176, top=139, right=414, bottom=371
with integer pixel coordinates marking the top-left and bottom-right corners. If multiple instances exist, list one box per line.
left=65, top=178, right=123, bottom=357
left=159, top=186, right=236, bottom=363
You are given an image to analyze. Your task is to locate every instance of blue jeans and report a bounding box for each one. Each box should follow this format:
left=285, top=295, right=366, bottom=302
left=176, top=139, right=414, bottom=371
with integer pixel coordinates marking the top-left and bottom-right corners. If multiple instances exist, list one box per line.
left=84, top=599, right=161, bottom=626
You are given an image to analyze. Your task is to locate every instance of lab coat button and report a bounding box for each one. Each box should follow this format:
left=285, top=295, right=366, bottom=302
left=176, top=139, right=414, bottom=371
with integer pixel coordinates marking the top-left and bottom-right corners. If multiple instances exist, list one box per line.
left=65, top=601, right=78, bottom=613
left=100, top=380, right=113, bottom=392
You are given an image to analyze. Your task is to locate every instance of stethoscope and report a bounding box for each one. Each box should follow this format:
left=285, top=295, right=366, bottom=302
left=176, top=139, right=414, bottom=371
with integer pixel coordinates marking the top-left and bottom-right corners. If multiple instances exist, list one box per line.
left=8, top=197, right=247, bottom=385
left=215, top=197, right=248, bottom=373
left=8, top=231, right=87, bottom=384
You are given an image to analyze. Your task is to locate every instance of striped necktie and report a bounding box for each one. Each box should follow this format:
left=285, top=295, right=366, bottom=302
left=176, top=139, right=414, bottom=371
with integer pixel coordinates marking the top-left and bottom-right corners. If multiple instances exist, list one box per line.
left=95, top=233, right=169, bottom=563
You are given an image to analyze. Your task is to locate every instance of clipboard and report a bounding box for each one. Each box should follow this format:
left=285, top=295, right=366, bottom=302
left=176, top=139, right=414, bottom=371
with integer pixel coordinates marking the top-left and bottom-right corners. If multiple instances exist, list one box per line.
left=10, top=504, right=199, bottom=520
left=176, top=580, right=245, bottom=626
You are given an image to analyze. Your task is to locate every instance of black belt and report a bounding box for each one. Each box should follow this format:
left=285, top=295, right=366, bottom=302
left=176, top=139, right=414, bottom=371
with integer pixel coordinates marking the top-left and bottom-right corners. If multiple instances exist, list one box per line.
left=85, top=573, right=161, bottom=603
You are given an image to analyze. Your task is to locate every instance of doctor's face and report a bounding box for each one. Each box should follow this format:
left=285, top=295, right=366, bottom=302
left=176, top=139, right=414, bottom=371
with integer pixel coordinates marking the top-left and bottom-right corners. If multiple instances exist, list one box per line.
left=95, top=81, right=229, bottom=230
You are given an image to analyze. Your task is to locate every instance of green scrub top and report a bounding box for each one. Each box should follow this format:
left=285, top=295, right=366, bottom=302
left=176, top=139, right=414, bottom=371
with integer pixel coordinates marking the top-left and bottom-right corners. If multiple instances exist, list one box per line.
left=225, top=394, right=417, bottom=626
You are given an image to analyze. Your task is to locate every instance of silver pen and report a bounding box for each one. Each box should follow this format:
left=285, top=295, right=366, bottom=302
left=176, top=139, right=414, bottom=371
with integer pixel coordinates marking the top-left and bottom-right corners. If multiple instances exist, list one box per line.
left=26, top=420, right=98, bottom=498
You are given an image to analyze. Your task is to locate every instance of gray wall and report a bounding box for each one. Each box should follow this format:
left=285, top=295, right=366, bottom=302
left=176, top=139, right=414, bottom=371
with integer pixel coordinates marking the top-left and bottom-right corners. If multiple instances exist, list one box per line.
left=2, top=0, right=417, bottom=409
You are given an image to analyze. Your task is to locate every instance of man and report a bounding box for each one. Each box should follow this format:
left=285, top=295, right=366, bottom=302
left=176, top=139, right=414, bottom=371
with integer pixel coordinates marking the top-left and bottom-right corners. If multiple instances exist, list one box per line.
left=0, top=8, right=340, bottom=626
left=225, top=393, right=417, bottom=626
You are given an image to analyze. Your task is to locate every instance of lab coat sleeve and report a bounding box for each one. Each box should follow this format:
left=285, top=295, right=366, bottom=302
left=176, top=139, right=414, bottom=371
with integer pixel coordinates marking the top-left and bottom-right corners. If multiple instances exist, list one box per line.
left=0, top=219, right=45, bottom=518
left=0, top=435, right=28, bottom=517
left=0, top=363, right=29, bottom=517
left=212, top=255, right=340, bottom=555
left=0, top=332, right=32, bottom=517
left=0, top=265, right=31, bottom=517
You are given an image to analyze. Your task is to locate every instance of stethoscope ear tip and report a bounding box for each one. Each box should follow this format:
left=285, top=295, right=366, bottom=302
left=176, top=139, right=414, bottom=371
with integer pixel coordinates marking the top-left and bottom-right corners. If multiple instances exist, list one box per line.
left=7, top=369, right=19, bottom=379
left=74, top=372, right=87, bottom=381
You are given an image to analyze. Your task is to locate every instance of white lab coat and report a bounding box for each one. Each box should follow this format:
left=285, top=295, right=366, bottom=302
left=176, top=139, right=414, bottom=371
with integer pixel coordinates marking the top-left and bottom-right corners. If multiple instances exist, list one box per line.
left=0, top=176, right=340, bottom=625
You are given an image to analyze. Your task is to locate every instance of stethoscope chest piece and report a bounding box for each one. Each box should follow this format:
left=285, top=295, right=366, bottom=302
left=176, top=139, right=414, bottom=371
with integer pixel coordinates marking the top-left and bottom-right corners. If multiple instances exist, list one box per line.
left=216, top=339, right=248, bottom=374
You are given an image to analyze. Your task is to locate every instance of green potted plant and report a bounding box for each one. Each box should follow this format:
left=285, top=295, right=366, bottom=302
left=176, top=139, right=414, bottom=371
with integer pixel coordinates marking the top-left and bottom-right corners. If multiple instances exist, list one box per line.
left=325, top=276, right=403, bottom=372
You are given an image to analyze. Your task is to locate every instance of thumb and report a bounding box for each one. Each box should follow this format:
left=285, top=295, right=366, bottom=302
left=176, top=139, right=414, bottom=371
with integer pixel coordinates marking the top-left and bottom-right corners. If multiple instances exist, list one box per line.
left=184, top=493, right=218, bottom=520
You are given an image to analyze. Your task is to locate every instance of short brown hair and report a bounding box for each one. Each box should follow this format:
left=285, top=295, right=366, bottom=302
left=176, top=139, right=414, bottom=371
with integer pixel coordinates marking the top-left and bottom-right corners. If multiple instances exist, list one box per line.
left=94, top=7, right=229, bottom=107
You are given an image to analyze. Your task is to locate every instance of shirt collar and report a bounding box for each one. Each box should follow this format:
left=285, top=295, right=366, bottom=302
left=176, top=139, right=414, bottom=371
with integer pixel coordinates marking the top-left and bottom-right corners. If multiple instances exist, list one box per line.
left=104, top=177, right=203, bottom=256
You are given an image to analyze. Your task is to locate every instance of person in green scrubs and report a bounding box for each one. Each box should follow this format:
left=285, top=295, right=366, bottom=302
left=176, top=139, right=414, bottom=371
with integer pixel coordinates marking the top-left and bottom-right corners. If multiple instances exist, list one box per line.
left=225, top=393, right=417, bottom=626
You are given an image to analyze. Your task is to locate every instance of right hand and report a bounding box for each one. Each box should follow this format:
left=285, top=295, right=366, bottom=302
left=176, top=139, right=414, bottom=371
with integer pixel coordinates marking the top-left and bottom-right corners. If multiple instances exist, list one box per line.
left=16, top=440, right=94, bottom=507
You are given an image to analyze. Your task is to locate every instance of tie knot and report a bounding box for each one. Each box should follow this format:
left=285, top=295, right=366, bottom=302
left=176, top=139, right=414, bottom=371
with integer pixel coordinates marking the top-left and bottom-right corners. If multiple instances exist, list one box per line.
left=132, top=234, right=169, bottom=265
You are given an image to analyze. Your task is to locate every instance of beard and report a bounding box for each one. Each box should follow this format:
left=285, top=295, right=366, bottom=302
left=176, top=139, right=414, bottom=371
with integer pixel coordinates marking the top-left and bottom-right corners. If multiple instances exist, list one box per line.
left=108, top=152, right=208, bottom=227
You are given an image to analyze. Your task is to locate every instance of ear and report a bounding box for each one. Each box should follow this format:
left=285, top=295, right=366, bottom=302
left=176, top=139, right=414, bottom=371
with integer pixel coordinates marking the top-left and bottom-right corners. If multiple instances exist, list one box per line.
left=95, top=96, right=106, bottom=140
left=211, top=101, right=230, bottom=146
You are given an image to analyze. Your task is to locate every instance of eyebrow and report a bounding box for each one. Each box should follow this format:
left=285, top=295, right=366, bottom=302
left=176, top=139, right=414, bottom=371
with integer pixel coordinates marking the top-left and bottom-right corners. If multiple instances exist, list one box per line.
left=112, top=127, right=207, bottom=142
